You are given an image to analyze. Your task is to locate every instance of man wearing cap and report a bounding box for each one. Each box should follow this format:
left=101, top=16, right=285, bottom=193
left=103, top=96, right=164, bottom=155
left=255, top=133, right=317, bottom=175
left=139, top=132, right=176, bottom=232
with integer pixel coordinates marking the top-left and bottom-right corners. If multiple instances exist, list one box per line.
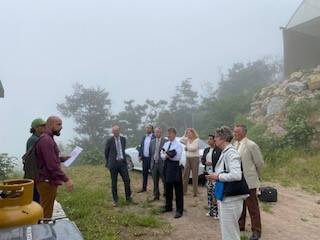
left=24, top=118, right=46, bottom=203
left=26, top=118, right=46, bottom=151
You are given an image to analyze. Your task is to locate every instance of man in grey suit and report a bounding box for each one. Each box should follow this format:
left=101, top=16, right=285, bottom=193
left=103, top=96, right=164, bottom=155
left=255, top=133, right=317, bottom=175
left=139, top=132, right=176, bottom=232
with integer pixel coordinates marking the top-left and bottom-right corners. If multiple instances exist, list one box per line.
left=105, top=125, right=132, bottom=206
left=149, top=127, right=168, bottom=201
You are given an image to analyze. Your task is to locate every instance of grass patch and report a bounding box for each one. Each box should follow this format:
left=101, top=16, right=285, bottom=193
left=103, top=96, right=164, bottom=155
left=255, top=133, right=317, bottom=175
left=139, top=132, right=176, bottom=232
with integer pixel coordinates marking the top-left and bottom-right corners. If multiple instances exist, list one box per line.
left=58, top=165, right=170, bottom=240
left=262, top=149, right=320, bottom=193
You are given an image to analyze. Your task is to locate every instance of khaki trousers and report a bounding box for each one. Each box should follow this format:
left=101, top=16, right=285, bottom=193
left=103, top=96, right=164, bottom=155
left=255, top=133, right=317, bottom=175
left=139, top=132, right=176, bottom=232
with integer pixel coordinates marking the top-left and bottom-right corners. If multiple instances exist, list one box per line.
left=37, top=182, right=58, bottom=219
left=183, top=157, right=199, bottom=196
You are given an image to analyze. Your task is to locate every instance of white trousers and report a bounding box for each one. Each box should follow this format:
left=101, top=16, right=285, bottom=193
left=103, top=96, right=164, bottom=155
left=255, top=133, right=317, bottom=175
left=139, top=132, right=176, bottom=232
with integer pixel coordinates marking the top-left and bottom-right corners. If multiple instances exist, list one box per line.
left=218, top=199, right=244, bottom=240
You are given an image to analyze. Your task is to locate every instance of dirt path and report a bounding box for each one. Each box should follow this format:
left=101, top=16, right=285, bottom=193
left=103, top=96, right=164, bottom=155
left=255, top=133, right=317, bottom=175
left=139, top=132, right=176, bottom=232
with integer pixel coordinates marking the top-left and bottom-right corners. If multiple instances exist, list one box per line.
left=157, top=183, right=320, bottom=240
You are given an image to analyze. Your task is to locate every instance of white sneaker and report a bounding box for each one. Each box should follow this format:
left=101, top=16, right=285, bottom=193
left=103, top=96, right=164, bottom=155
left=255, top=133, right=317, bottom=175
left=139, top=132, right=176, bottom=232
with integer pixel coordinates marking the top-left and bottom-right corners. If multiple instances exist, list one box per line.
left=205, top=212, right=212, bottom=217
left=213, top=215, right=219, bottom=220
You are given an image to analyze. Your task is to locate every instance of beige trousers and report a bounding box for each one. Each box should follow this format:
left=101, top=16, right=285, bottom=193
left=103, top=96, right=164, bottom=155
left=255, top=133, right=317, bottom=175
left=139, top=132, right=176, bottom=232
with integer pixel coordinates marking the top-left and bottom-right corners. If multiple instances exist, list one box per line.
left=183, top=157, right=199, bottom=196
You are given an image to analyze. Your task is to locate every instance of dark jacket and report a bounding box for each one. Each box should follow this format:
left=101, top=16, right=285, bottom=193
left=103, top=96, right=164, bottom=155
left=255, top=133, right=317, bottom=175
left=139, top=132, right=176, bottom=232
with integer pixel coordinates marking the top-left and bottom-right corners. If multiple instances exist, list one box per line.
left=201, top=147, right=222, bottom=171
left=149, top=137, right=168, bottom=170
left=26, top=134, right=39, bottom=151
left=104, top=136, right=127, bottom=169
left=138, top=134, right=156, bottom=158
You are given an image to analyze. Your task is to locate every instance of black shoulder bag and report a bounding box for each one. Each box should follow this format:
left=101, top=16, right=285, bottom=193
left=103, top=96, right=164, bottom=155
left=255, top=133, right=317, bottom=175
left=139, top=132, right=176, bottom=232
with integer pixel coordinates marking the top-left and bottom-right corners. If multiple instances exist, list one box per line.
left=223, top=161, right=250, bottom=197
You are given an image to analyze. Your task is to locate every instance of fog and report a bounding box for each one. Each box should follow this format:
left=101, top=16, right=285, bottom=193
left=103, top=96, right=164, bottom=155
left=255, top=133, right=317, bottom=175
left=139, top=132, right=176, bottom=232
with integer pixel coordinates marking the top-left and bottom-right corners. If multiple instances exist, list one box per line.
left=0, top=0, right=301, bottom=163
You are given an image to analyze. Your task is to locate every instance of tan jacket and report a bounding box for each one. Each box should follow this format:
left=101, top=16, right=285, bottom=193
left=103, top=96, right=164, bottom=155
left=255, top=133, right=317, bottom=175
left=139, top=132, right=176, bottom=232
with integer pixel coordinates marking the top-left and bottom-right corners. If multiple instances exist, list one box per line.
left=234, top=137, right=264, bottom=189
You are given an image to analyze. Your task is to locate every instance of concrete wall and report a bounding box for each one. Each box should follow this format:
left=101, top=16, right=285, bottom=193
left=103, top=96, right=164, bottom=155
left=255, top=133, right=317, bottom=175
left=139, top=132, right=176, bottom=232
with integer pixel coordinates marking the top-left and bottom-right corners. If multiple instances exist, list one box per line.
left=283, top=28, right=320, bottom=76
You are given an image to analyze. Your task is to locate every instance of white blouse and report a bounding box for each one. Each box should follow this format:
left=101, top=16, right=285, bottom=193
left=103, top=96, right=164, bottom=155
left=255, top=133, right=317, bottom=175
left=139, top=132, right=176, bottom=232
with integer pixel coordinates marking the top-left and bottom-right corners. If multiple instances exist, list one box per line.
left=180, top=137, right=200, bottom=158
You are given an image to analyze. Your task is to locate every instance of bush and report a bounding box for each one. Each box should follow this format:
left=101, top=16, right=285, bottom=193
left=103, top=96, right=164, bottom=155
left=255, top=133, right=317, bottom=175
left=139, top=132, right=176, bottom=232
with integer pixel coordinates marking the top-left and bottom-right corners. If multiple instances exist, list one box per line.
left=0, top=153, right=16, bottom=180
left=284, top=99, right=316, bottom=148
left=77, top=148, right=105, bottom=165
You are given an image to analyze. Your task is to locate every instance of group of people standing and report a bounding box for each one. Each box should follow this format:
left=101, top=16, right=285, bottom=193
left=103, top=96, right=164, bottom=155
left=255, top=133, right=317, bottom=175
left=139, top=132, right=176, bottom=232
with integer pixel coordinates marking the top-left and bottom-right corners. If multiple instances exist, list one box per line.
left=24, top=116, right=264, bottom=240
left=105, top=123, right=264, bottom=240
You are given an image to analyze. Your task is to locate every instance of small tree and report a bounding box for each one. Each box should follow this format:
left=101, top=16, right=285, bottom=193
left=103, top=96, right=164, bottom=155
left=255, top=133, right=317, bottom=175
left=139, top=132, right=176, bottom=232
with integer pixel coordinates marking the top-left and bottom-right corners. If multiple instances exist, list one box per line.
left=0, top=153, right=16, bottom=180
left=57, top=83, right=113, bottom=164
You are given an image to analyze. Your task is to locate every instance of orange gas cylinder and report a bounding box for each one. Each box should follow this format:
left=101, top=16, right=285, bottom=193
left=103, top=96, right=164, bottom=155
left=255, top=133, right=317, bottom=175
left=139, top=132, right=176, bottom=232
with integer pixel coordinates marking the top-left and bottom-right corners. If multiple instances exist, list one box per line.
left=0, top=179, right=43, bottom=228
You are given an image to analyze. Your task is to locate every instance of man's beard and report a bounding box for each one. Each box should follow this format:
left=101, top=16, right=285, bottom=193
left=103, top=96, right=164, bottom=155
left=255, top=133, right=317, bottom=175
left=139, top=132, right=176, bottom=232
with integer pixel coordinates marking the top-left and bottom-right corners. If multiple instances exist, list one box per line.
left=53, top=130, right=61, bottom=136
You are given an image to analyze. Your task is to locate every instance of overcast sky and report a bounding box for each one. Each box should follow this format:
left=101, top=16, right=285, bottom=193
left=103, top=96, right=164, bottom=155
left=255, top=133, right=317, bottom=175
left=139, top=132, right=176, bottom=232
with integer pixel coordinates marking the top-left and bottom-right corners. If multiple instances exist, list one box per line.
left=0, top=0, right=301, bottom=163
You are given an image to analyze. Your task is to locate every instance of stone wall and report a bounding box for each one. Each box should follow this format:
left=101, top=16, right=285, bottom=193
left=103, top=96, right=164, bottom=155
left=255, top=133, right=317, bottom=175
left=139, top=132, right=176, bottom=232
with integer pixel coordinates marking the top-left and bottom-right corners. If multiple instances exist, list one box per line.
left=248, top=66, right=320, bottom=147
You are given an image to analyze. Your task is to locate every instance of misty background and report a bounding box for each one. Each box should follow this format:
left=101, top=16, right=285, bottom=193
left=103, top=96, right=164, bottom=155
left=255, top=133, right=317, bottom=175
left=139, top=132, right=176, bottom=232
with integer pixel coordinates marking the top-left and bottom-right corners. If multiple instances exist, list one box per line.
left=0, top=0, right=301, bottom=165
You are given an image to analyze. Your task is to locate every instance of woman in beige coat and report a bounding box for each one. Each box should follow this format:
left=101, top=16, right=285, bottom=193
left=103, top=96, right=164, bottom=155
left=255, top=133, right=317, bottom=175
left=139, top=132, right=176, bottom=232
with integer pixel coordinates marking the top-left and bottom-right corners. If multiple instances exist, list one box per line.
left=180, top=128, right=200, bottom=197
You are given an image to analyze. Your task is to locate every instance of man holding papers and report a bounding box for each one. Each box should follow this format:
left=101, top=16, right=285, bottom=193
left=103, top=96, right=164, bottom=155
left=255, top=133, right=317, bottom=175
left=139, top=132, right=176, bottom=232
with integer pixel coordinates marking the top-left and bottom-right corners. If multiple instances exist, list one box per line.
left=104, top=125, right=132, bottom=206
left=36, top=116, right=74, bottom=218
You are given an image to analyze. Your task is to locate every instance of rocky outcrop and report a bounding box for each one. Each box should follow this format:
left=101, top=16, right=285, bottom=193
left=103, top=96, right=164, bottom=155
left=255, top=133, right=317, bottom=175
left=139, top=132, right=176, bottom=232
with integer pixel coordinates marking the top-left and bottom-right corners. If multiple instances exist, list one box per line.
left=248, top=66, right=320, bottom=145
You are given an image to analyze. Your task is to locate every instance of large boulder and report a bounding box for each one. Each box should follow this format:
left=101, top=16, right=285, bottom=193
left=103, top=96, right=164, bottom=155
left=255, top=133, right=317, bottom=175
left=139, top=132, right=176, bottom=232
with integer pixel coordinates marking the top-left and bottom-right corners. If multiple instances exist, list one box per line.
left=289, top=71, right=304, bottom=82
left=286, top=81, right=307, bottom=94
left=266, top=96, right=286, bottom=116
left=307, top=74, right=320, bottom=91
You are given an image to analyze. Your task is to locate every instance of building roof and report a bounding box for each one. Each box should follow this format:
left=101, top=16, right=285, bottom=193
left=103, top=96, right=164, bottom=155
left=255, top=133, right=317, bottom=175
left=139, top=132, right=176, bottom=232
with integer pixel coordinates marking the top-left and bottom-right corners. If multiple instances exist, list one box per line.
left=286, top=0, right=320, bottom=38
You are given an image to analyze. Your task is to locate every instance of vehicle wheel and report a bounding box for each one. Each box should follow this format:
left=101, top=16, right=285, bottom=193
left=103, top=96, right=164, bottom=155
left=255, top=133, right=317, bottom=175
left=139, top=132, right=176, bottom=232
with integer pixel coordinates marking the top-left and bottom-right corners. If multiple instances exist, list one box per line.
left=126, top=155, right=134, bottom=171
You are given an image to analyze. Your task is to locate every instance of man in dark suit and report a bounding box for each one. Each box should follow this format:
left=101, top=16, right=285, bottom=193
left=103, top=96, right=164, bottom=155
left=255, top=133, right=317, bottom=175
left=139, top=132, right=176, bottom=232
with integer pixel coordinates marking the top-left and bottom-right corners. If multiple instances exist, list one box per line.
left=105, top=125, right=132, bottom=206
left=138, top=124, right=155, bottom=193
left=149, top=127, right=168, bottom=201
left=161, top=127, right=184, bottom=218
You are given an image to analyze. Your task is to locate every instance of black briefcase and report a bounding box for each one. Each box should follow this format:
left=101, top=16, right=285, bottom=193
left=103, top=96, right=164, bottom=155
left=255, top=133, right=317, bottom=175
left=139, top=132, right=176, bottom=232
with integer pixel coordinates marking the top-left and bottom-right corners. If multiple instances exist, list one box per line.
left=258, top=186, right=278, bottom=202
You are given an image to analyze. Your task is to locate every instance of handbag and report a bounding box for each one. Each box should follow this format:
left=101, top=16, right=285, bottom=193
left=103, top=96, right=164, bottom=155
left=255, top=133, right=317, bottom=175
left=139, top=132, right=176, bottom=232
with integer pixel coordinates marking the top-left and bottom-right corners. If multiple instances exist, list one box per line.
left=214, top=180, right=225, bottom=201
left=223, top=162, right=250, bottom=197
left=214, top=150, right=250, bottom=200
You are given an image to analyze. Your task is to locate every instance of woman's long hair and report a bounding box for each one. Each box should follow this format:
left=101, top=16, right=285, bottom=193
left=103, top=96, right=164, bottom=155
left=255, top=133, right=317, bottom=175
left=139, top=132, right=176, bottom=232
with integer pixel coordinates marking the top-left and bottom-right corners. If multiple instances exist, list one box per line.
left=188, top=128, right=199, bottom=140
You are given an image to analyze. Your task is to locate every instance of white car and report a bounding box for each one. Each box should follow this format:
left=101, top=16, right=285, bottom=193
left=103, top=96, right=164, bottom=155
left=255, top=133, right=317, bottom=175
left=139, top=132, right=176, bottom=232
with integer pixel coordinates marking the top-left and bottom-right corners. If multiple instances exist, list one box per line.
left=125, top=137, right=208, bottom=181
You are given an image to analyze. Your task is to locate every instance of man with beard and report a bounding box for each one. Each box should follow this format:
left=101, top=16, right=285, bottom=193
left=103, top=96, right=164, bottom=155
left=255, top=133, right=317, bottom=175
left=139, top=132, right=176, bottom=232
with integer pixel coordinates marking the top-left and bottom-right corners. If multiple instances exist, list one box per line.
left=36, top=116, right=73, bottom=218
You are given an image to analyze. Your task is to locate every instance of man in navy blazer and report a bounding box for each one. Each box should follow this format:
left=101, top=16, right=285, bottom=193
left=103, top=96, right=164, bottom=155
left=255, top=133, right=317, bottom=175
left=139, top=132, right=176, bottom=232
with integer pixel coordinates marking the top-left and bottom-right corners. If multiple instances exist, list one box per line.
left=138, top=124, right=155, bottom=192
left=105, top=125, right=132, bottom=206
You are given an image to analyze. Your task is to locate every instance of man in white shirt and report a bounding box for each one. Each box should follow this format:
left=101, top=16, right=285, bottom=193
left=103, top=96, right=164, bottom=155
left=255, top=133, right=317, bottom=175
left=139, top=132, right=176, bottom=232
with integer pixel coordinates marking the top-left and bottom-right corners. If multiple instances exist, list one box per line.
left=234, top=124, right=264, bottom=240
left=160, top=128, right=184, bottom=218
left=138, top=125, right=155, bottom=192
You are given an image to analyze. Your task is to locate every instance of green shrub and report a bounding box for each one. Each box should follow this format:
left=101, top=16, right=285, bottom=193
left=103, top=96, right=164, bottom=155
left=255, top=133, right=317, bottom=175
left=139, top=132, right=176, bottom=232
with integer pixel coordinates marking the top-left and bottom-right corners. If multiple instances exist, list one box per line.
left=284, top=99, right=315, bottom=147
left=77, top=147, right=105, bottom=165
left=0, top=153, right=16, bottom=180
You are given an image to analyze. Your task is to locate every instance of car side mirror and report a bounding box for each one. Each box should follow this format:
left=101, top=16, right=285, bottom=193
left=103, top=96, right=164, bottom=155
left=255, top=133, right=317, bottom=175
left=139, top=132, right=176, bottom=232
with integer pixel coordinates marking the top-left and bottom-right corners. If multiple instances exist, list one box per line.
left=136, top=145, right=141, bottom=152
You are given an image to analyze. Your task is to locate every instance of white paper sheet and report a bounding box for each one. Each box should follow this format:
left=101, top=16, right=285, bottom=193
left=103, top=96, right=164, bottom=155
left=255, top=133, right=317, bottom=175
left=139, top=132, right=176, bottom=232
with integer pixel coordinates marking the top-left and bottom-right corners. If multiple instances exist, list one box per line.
left=63, top=146, right=83, bottom=167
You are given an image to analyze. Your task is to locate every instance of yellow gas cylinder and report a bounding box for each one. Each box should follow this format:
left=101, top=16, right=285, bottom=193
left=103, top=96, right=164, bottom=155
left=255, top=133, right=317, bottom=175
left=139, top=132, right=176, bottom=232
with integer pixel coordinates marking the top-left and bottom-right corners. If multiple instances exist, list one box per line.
left=0, top=179, right=43, bottom=228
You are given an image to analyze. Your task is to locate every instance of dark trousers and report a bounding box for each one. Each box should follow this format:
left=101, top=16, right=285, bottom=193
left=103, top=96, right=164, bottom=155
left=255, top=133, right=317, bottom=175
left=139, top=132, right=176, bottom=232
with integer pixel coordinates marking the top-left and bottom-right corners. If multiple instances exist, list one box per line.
left=142, top=157, right=151, bottom=190
left=165, top=180, right=183, bottom=214
left=109, top=161, right=131, bottom=203
left=239, top=188, right=262, bottom=235
left=152, top=162, right=165, bottom=198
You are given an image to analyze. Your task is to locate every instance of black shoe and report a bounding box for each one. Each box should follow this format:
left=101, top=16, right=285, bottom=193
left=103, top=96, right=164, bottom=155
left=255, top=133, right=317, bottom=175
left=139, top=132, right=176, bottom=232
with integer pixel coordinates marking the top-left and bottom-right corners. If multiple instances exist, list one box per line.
left=249, top=232, right=261, bottom=240
left=137, top=189, right=146, bottom=193
left=174, top=212, right=183, bottom=218
left=160, top=207, right=172, bottom=213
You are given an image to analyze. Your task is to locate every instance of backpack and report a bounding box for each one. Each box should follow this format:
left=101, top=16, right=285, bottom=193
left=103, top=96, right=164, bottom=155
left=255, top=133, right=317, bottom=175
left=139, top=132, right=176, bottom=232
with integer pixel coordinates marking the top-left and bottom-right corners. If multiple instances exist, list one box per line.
left=22, top=137, right=43, bottom=179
